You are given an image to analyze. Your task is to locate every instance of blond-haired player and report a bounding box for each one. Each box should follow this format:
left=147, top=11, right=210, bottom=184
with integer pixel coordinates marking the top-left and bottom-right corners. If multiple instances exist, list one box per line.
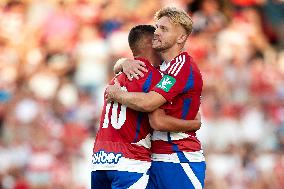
left=107, top=7, right=206, bottom=189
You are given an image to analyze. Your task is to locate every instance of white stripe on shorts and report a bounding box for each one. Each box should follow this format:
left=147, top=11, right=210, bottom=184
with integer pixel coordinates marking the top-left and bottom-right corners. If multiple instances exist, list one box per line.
left=181, top=163, right=202, bottom=189
left=151, top=150, right=205, bottom=163
left=128, top=173, right=149, bottom=189
left=92, top=157, right=151, bottom=173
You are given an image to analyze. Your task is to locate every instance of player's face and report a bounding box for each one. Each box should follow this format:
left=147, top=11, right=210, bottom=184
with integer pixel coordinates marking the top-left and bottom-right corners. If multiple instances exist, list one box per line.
left=152, top=16, right=184, bottom=52
left=141, top=35, right=162, bottom=66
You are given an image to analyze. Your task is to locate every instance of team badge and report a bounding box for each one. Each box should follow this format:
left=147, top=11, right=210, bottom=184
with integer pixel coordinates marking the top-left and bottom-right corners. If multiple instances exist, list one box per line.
left=156, top=75, right=176, bottom=92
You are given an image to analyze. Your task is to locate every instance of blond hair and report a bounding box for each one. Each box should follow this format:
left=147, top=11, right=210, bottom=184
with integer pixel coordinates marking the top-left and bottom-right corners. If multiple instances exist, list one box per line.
left=154, top=7, right=193, bottom=35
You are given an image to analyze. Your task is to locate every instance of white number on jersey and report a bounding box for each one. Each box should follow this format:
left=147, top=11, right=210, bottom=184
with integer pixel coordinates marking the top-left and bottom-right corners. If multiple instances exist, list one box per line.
left=102, top=86, right=127, bottom=129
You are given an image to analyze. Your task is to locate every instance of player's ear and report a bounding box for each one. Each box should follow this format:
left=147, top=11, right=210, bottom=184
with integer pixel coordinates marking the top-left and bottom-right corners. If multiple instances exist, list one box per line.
left=177, top=34, right=187, bottom=44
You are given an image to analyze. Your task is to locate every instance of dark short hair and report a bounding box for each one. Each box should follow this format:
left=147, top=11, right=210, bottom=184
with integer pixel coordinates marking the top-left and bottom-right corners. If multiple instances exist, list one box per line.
left=128, top=25, right=156, bottom=54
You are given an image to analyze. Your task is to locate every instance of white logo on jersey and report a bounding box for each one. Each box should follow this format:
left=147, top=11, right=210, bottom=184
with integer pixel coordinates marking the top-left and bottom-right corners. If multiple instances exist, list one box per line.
left=92, top=150, right=122, bottom=164
left=158, top=77, right=173, bottom=89
left=156, top=75, right=176, bottom=92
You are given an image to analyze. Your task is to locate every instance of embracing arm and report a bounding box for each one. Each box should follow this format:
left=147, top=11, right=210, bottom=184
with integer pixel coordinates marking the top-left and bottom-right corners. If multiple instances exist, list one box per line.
left=106, top=83, right=167, bottom=112
left=149, top=109, right=201, bottom=132
left=113, top=58, right=126, bottom=74
left=113, top=58, right=148, bottom=80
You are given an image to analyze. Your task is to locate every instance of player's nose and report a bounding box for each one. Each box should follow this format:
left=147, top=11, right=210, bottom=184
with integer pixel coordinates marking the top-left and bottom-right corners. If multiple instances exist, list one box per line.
left=153, top=32, right=160, bottom=39
left=154, top=28, right=160, bottom=36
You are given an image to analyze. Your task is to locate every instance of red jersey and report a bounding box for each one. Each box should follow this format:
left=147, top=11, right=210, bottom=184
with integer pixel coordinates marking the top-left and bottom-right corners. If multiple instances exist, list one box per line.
left=92, top=58, right=162, bottom=171
left=151, top=52, right=204, bottom=163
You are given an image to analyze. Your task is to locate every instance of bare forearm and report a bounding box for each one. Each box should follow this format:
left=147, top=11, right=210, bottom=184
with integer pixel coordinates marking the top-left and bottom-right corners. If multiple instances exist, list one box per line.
left=156, top=116, right=200, bottom=132
left=149, top=109, right=201, bottom=132
left=106, top=83, right=166, bottom=112
left=114, top=91, right=155, bottom=112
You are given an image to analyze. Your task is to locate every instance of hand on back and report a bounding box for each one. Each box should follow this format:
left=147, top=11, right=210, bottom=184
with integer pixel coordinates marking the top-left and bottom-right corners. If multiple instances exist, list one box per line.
left=120, top=58, right=148, bottom=81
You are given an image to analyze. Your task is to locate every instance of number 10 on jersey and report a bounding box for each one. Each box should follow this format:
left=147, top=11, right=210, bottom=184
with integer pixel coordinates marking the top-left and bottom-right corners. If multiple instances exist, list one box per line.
left=102, top=86, right=127, bottom=129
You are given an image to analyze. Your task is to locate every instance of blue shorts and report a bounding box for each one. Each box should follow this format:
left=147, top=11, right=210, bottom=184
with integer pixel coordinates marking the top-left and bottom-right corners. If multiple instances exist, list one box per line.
left=147, top=161, right=206, bottom=189
left=91, top=170, right=149, bottom=189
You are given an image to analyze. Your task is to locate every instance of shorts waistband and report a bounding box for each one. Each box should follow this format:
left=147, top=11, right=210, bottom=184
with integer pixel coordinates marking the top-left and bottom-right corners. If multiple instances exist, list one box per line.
left=151, top=150, right=205, bottom=163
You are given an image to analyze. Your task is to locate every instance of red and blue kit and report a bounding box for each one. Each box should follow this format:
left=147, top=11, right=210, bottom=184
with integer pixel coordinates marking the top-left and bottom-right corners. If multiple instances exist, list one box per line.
left=148, top=52, right=206, bottom=189
left=152, top=52, right=203, bottom=158
left=92, top=58, right=162, bottom=173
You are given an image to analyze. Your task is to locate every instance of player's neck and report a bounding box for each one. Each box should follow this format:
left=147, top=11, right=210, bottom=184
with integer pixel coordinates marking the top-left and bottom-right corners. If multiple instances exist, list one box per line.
left=137, top=53, right=160, bottom=67
left=160, top=45, right=184, bottom=63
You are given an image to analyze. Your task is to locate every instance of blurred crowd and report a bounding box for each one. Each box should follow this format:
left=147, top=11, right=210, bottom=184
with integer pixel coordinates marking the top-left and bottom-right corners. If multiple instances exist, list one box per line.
left=0, top=0, right=283, bottom=189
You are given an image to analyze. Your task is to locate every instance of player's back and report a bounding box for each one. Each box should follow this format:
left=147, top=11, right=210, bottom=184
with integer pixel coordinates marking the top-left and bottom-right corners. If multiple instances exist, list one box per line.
left=93, top=58, right=162, bottom=171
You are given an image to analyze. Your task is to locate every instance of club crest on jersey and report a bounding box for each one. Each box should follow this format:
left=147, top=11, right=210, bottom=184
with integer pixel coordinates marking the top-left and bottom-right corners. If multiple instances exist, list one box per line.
left=92, top=150, right=122, bottom=164
left=156, top=75, right=176, bottom=92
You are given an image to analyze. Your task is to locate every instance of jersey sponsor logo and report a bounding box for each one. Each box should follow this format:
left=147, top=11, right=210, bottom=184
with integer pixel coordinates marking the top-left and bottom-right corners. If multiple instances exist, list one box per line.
left=156, top=75, right=176, bottom=92
left=92, top=150, right=123, bottom=164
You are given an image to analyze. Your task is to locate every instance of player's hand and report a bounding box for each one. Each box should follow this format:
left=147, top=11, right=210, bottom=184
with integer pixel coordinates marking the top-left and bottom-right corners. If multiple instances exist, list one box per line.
left=121, top=59, right=148, bottom=81
left=105, top=78, right=121, bottom=102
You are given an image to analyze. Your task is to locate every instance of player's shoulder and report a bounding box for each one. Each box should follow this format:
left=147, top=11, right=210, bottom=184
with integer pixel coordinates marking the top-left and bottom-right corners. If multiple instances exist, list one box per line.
left=134, top=58, right=161, bottom=78
left=167, top=52, right=193, bottom=76
left=135, top=57, right=157, bottom=71
left=178, top=52, right=194, bottom=64
left=110, top=72, right=127, bottom=85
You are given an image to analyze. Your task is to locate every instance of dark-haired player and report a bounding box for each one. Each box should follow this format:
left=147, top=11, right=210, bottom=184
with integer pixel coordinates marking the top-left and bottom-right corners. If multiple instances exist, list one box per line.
left=91, top=25, right=201, bottom=189
left=106, top=7, right=205, bottom=189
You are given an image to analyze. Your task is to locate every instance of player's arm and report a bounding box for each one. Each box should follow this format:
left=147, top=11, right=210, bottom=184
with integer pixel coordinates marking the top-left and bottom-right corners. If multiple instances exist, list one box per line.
left=149, top=109, right=201, bottom=132
left=105, top=79, right=167, bottom=112
left=113, top=58, right=148, bottom=81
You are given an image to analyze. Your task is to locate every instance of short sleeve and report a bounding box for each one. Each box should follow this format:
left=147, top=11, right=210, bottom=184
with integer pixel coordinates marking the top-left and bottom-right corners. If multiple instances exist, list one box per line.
left=152, top=55, right=193, bottom=102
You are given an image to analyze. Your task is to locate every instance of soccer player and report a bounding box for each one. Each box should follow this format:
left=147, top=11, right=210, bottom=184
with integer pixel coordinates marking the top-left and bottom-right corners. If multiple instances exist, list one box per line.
left=92, top=25, right=201, bottom=189
left=106, top=7, right=205, bottom=189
